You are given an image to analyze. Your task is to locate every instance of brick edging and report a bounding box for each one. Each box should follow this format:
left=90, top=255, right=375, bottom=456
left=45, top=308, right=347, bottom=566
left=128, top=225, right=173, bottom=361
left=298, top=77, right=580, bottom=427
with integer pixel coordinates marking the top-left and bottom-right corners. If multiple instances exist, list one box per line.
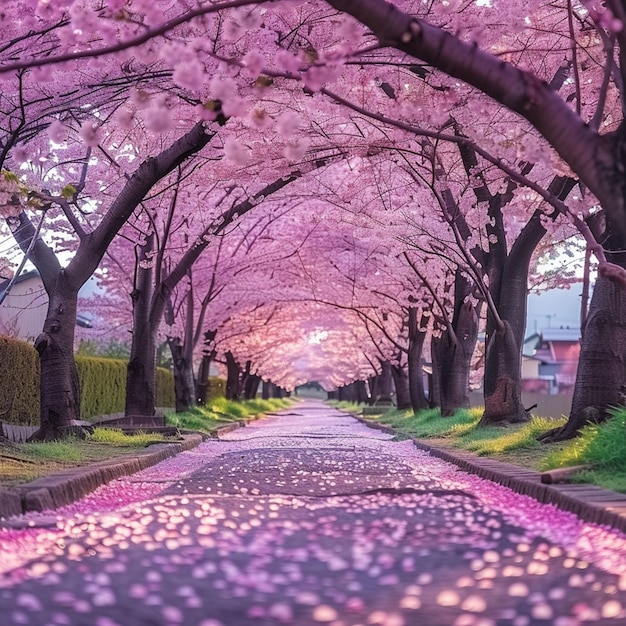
left=355, top=415, right=626, bottom=535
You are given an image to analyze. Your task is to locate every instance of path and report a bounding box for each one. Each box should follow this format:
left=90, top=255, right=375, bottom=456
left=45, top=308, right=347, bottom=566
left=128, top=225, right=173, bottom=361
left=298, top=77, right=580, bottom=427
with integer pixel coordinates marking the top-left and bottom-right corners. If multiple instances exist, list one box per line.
left=1, top=401, right=626, bottom=625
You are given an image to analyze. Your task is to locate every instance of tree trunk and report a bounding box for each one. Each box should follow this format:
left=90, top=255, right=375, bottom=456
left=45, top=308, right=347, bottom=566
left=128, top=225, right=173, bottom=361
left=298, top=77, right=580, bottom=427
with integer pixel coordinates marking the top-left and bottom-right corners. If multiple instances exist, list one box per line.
left=32, top=280, right=81, bottom=440
left=355, top=379, right=369, bottom=404
left=480, top=211, right=549, bottom=425
left=481, top=321, right=528, bottom=424
left=539, top=273, right=626, bottom=442
left=439, top=300, right=479, bottom=416
left=262, top=380, right=271, bottom=400
left=429, top=334, right=443, bottom=409
left=407, top=307, right=429, bottom=413
left=125, top=244, right=157, bottom=418
left=391, top=363, right=412, bottom=410
left=376, top=360, right=394, bottom=405
left=196, top=354, right=211, bottom=406
left=344, top=383, right=358, bottom=403
left=168, top=337, right=196, bottom=412
left=367, top=375, right=378, bottom=406
left=225, top=351, right=242, bottom=401
left=196, top=330, right=217, bottom=406
left=125, top=326, right=157, bottom=417
left=244, top=374, right=261, bottom=400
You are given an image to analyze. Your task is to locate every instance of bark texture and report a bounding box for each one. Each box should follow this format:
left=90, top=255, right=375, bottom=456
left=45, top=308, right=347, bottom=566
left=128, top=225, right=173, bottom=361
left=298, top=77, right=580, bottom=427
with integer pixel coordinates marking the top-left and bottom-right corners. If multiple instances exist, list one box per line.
left=439, top=300, right=479, bottom=416
left=482, top=321, right=529, bottom=424
left=225, top=351, right=242, bottom=401
left=407, top=307, right=429, bottom=413
left=33, top=279, right=82, bottom=440
left=375, top=360, right=394, bottom=405
left=391, top=363, right=412, bottom=410
left=168, top=337, right=196, bottom=412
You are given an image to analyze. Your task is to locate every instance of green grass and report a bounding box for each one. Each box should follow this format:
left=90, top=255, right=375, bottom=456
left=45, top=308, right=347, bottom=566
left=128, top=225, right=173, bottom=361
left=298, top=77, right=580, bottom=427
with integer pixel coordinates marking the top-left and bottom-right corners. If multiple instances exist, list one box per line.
left=377, top=407, right=483, bottom=439
left=1, top=429, right=173, bottom=487
left=25, top=439, right=85, bottom=462
left=540, top=407, right=626, bottom=483
left=23, top=428, right=170, bottom=461
left=332, top=401, right=363, bottom=414
left=166, top=398, right=293, bottom=433
left=210, top=396, right=250, bottom=418
left=464, top=417, right=567, bottom=456
left=573, top=469, right=626, bottom=493
left=352, top=401, right=626, bottom=492
left=365, top=406, right=566, bottom=459
left=1, top=398, right=293, bottom=488
left=88, top=428, right=168, bottom=447
left=166, top=405, right=228, bottom=432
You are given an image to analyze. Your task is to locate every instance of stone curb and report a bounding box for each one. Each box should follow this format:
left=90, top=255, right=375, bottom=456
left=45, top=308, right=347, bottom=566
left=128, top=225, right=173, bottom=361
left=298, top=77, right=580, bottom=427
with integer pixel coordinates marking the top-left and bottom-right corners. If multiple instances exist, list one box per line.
left=212, top=421, right=246, bottom=437
left=0, top=434, right=203, bottom=521
left=355, top=416, right=626, bottom=535
left=0, top=421, right=248, bottom=521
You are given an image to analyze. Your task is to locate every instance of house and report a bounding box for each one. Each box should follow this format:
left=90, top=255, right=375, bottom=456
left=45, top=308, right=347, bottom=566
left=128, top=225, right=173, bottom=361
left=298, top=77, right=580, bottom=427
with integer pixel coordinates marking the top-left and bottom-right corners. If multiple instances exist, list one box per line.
left=522, top=327, right=580, bottom=394
left=0, top=269, right=93, bottom=343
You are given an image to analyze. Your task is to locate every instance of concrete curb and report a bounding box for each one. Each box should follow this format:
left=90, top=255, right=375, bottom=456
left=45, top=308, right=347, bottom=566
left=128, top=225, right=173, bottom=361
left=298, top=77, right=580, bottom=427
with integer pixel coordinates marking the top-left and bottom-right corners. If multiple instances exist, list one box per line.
left=355, top=416, right=626, bottom=535
left=0, top=434, right=202, bottom=520
left=212, top=421, right=246, bottom=437
left=0, top=420, right=249, bottom=521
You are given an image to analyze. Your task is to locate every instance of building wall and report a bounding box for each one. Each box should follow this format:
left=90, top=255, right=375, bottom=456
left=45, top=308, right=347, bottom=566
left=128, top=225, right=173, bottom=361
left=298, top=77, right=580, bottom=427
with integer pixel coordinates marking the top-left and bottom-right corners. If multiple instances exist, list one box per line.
left=0, top=278, right=47, bottom=342
left=521, top=358, right=540, bottom=379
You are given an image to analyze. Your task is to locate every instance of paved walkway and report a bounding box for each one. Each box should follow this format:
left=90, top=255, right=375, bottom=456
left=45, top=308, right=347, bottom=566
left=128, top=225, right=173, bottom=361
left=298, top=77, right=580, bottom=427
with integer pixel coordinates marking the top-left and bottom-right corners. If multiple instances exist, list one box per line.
left=1, top=401, right=626, bottom=625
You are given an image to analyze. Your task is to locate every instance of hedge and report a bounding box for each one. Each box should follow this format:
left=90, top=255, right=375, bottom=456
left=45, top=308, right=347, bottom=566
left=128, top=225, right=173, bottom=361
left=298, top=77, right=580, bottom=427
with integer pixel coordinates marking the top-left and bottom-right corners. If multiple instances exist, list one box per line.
left=0, top=337, right=175, bottom=425
left=208, top=376, right=226, bottom=400
left=76, top=357, right=176, bottom=419
left=0, top=336, right=40, bottom=426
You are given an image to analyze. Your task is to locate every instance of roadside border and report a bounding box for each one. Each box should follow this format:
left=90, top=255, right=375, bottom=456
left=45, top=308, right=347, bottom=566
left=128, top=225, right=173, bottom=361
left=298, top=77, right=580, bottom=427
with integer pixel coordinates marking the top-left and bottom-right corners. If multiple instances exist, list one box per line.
left=356, top=416, right=626, bottom=535
left=0, top=422, right=244, bottom=521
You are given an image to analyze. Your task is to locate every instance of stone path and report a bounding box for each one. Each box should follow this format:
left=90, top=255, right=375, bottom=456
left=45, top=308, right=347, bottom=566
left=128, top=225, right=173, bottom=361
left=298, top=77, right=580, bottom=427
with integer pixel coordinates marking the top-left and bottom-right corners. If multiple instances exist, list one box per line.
left=1, top=401, right=626, bottom=625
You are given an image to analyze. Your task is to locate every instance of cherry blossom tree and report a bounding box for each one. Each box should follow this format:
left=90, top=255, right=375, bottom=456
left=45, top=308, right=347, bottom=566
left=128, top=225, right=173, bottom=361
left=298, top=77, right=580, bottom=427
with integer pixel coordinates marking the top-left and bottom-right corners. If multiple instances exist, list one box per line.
left=4, top=0, right=625, bottom=441
left=315, top=0, right=626, bottom=439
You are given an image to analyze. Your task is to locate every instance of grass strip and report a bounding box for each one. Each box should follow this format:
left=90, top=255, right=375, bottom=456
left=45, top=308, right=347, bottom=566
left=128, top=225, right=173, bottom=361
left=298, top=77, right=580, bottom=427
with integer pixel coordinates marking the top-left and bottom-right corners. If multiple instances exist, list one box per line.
left=331, top=400, right=626, bottom=492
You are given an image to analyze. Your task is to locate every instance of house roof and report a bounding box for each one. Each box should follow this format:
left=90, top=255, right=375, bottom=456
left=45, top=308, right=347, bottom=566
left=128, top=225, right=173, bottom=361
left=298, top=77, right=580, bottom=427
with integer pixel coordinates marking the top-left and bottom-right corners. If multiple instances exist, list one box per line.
left=523, top=328, right=581, bottom=362
left=540, top=327, right=581, bottom=342
left=0, top=268, right=40, bottom=294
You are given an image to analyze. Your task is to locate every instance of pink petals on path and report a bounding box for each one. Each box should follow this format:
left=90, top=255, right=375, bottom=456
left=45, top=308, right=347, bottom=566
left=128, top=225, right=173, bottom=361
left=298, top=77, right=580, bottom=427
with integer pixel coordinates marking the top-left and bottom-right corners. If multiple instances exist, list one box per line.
left=1, top=402, right=626, bottom=624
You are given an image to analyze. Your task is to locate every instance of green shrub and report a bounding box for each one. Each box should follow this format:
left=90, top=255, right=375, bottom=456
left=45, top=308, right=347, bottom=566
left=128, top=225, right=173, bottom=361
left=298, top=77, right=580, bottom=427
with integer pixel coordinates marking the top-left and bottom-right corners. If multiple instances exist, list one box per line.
left=208, top=377, right=226, bottom=400
left=0, top=341, right=175, bottom=424
left=167, top=397, right=290, bottom=433
left=0, top=336, right=39, bottom=425
left=156, top=366, right=175, bottom=408
left=76, top=357, right=175, bottom=420
left=76, top=356, right=127, bottom=419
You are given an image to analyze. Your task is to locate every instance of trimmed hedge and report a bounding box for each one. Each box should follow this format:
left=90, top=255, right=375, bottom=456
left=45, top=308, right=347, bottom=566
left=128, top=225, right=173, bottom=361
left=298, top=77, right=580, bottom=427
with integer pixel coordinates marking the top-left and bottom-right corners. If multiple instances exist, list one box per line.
left=77, top=357, right=176, bottom=419
left=76, top=357, right=127, bottom=419
left=156, top=365, right=176, bottom=409
left=0, top=336, right=40, bottom=426
left=0, top=338, right=176, bottom=425
left=208, top=376, right=226, bottom=401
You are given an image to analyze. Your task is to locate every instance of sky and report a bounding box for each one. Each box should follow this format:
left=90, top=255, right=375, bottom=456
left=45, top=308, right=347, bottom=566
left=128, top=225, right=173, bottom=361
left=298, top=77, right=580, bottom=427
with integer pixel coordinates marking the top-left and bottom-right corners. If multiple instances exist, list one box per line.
left=526, top=283, right=585, bottom=335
